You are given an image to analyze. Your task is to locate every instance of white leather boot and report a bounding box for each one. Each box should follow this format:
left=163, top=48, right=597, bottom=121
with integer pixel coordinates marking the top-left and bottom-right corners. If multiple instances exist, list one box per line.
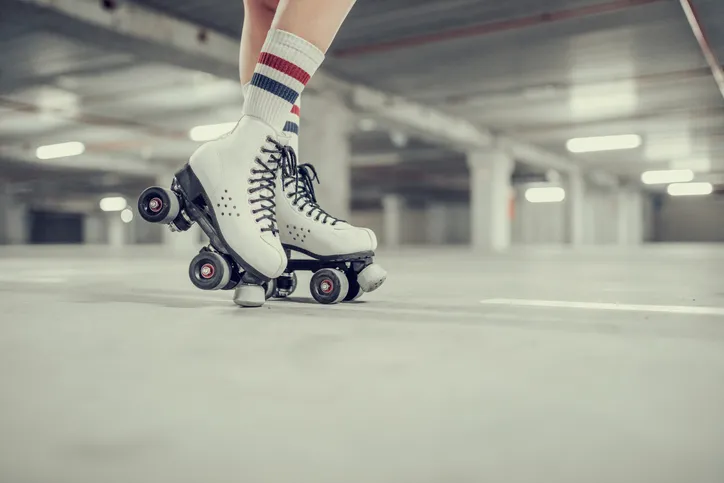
left=185, top=115, right=290, bottom=305
left=276, top=162, right=387, bottom=293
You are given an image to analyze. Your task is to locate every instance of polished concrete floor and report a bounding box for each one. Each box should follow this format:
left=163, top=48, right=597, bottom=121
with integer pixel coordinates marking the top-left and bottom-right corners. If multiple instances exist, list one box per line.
left=1, top=244, right=723, bottom=483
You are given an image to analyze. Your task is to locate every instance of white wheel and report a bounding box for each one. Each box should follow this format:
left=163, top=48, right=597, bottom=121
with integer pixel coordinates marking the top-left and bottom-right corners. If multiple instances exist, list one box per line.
left=188, top=251, right=231, bottom=290
left=233, top=284, right=266, bottom=307
left=310, top=268, right=348, bottom=305
left=357, top=264, right=387, bottom=293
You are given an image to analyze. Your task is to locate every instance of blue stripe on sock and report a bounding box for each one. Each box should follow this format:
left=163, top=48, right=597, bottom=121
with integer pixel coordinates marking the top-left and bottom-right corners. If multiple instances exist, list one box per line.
left=283, top=121, right=299, bottom=135
left=250, top=73, right=299, bottom=104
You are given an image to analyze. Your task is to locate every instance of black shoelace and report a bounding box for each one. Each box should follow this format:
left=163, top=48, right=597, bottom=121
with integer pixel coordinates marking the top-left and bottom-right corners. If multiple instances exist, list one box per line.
left=248, top=137, right=297, bottom=235
left=283, top=162, right=344, bottom=225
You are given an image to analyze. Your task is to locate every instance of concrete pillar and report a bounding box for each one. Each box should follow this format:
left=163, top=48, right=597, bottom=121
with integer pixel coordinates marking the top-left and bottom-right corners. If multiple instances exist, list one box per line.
left=84, top=212, right=106, bottom=244
left=108, top=212, right=126, bottom=248
left=4, top=198, right=29, bottom=245
left=616, top=188, right=644, bottom=245
left=0, top=182, right=10, bottom=245
left=467, top=150, right=514, bottom=251
left=299, top=93, right=353, bottom=221
left=0, top=182, right=29, bottom=245
left=566, top=171, right=585, bottom=246
left=426, top=203, right=447, bottom=245
left=382, top=194, right=403, bottom=249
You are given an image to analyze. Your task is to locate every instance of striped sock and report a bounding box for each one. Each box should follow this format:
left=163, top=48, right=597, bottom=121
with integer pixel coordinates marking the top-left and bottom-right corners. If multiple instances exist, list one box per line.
left=243, top=29, right=324, bottom=132
left=283, top=98, right=301, bottom=154
left=243, top=83, right=301, bottom=154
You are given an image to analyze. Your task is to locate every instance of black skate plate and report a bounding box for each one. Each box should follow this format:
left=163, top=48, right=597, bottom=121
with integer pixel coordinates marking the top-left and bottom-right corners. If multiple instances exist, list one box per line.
left=173, top=164, right=269, bottom=283
left=283, top=245, right=374, bottom=273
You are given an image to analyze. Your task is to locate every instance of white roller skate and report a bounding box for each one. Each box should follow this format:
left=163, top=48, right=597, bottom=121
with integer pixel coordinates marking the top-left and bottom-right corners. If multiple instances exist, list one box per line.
left=265, top=161, right=387, bottom=305
left=138, top=116, right=291, bottom=307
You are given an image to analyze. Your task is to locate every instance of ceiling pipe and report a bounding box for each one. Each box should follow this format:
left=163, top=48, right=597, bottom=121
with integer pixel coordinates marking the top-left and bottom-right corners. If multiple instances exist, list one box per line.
left=678, top=0, right=724, bottom=101
left=335, top=0, right=664, bottom=57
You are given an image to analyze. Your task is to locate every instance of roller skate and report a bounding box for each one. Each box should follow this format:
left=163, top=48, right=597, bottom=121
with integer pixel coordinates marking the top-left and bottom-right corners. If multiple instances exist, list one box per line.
left=251, top=161, right=387, bottom=305
left=137, top=116, right=291, bottom=307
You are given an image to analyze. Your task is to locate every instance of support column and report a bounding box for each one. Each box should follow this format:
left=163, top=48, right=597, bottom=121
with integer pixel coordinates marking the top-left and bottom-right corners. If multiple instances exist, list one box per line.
left=1, top=185, right=29, bottom=245
left=566, top=171, right=585, bottom=246
left=467, top=150, right=514, bottom=251
left=84, top=212, right=106, bottom=244
left=108, top=212, right=126, bottom=248
left=299, top=93, right=353, bottom=221
left=616, top=189, right=629, bottom=246
left=467, top=150, right=515, bottom=251
left=616, top=188, right=644, bottom=245
left=382, top=194, right=402, bottom=249
left=426, top=203, right=447, bottom=245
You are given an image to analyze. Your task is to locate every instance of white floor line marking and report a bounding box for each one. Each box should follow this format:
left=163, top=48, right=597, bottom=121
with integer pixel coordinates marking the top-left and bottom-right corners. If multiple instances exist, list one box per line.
left=480, top=298, right=724, bottom=316
left=120, top=291, right=566, bottom=322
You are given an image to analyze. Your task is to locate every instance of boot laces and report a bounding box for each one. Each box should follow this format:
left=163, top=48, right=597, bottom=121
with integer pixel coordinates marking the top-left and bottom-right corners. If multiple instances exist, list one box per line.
left=248, top=137, right=297, bottom=235
left=283, top=162, right=344, bottom=225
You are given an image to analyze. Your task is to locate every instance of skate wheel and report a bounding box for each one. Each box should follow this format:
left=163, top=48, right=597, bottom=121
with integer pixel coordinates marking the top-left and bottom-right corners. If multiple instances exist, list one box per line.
left=310, top=268, right=348, bottom=305
left=188, top=251, right=231, bottom=290
left=343, top=274, right=363, bottom=302
left=138, top=186, right=180, bottom=224
left=274, top=272, right=297, bottom=298
left=263, top=279, right=277, bottom=300
left=233, top=284, right=265, bottom=307
left=357, top=264, right=387, bottom=293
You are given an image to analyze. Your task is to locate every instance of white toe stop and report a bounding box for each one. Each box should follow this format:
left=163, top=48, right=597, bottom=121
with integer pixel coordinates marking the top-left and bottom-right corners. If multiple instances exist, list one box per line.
left=233, top=284, right=266, bottom=307
left=357, top=264, right=387, bottom=293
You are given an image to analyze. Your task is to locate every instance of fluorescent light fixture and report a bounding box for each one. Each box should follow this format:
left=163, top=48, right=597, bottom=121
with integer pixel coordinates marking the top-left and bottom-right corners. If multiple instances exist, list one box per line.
left=525, top=187, right=566, bottom=203
left=566, top=134, right=641, bottom=153
left=641, top=169, right=694, bottom=185
left=36, top=141, right=85, bottom=160
left=667, top=182, right=713, bottom=196
left=188, top=122, right=237, bottom=142
left=100, top=196, right=128, bottom=212
left=120, top=208, right=134, bottom=223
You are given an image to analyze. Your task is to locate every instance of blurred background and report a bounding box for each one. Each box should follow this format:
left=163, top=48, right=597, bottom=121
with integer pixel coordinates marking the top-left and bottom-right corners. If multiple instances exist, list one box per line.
left=1, top=0, right=723, bottom=250
left=3, top=2, right=724, bottom=482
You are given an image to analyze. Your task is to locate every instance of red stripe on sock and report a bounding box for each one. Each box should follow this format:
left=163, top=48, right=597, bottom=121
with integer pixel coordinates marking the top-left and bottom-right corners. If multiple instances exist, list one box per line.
left=291, top=104, right=300, bottom=116
left=258, top=53, right=311, bottom=85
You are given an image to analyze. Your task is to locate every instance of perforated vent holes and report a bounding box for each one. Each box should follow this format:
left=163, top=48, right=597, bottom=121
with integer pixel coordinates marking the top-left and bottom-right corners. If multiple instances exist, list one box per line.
left=217, top=189, right=240, bottom=217
left=287, top=224, right=310, bottom=243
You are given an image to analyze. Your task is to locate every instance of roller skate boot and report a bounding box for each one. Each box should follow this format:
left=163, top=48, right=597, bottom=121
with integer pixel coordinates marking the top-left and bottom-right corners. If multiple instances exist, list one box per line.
left=266, top=162, right=387, bottom=305
left=138, top=116, right=292, bottom=307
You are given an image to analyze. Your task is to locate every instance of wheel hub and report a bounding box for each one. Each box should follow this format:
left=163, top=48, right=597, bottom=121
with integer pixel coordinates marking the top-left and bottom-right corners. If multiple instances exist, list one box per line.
left=320, top=279, right=333, bottom=294
left=149, top=197, right=163, bottom=213
left=200, top=263, right=215, bottom=279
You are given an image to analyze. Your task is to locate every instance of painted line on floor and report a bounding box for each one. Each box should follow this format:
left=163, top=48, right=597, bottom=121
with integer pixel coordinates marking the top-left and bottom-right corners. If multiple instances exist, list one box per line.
left=480, top=298, right=724, bottom=316
left=134, top=291, right=567, bottom=322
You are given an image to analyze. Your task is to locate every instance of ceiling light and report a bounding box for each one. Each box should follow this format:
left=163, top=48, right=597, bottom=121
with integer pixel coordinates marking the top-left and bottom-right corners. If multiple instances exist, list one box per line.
left=667, top=182, right=713, bottom=196
left=525, top=187, right=566, bottom=203
left=36, top=141, right=85, bottom=160
left=189, top=122, right=237, bottom=142
left=566, top=134, right=642, bottom=153
left=641, top=169, right=694, bottom=185
left=120, top=208, right=134, bottom=223
left=100, top=197, right=128, bottom=212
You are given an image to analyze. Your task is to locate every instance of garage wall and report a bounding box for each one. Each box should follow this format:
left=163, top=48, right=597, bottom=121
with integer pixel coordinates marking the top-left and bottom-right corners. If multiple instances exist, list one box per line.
left=654, top=194, right=724, bottom=242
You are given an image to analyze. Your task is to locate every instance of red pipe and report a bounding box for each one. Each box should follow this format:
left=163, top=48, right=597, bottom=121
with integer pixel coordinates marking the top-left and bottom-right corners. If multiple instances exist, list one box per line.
left=678, top=0, right=724, bottom=100
left=335, top=0, right=664, bottom=57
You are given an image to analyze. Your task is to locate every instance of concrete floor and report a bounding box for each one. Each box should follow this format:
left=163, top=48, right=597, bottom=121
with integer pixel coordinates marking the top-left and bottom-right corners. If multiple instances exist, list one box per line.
left=1, top=244, right=723, bottom=483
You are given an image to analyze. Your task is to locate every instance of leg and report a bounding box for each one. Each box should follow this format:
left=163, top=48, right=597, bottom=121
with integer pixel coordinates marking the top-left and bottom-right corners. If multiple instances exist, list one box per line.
left=240, top=0, right=278, bottom=86
left=272, top=0, right=357, bottom=53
